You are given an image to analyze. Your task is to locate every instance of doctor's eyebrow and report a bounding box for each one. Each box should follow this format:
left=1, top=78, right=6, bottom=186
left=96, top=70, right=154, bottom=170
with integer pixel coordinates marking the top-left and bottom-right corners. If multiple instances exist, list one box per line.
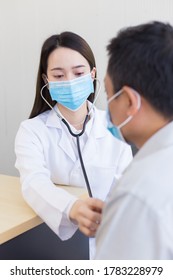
left=50, top=65, right=86, bottom=71
left=72, top=65, right=86, bottom=69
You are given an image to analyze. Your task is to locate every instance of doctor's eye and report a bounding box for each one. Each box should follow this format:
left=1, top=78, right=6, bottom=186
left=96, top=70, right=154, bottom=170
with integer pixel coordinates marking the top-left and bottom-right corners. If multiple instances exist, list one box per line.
left=75, top=72, right=84, bottom=77
left=53, top=74, right=64, bottom=79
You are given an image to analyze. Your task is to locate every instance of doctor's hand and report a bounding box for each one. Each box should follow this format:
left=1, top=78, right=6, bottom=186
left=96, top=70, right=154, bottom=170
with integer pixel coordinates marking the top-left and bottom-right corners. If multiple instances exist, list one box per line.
left=69, top=197, right=104, bottom=237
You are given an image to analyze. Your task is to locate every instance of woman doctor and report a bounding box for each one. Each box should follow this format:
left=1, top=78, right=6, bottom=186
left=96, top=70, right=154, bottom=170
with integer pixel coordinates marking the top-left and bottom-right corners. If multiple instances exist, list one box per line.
left=15, top=31, right=132, bottom=259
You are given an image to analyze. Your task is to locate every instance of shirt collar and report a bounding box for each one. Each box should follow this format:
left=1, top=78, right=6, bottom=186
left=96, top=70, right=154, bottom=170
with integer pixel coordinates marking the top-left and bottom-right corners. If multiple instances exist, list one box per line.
left=135, top=121, right=173, bottom=160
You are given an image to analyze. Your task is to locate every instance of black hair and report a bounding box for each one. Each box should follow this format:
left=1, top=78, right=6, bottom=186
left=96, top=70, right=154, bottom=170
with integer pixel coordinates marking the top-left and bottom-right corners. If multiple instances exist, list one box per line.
left=107, top=21, right=173, bottom=118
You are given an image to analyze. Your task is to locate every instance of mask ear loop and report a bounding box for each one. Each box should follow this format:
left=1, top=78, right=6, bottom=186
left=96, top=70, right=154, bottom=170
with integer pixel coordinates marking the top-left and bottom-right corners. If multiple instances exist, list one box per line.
left=134, top=90, right=141, bottom=110
left=118, top=90, right=141, bottom=129
left=108, top=89, right=122, bottom=104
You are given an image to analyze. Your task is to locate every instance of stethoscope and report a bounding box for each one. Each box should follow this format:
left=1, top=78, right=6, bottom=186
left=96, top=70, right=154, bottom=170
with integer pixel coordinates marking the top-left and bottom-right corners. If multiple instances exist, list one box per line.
left=40, top=79, right=101, bottom=197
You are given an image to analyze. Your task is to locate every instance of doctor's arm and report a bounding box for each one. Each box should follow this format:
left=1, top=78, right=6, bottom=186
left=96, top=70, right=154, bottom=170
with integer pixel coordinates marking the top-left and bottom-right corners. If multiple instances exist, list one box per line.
left=14, top=122, right=81, bottom=240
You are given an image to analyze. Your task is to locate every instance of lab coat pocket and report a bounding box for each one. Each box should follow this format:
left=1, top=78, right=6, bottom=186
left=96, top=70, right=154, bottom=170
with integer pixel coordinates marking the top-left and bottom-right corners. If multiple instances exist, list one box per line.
left=86, top=165, right=118, bottom=200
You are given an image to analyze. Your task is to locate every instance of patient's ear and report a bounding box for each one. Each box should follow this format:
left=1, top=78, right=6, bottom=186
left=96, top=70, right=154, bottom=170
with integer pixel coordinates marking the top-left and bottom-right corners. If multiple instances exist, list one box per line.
left=122, top=86, right=140, bottom=116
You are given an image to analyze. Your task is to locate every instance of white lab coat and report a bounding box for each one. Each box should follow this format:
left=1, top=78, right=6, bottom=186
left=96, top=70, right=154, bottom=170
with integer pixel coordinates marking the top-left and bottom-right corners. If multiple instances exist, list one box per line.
left=95, top=121, right=173, bottom=259
left=15, top=103, right=132, bottom=259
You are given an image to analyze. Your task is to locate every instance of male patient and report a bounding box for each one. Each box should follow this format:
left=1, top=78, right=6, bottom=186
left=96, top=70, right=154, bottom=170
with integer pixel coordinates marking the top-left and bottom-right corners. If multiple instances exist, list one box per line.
left=95, top=21, right=173, bottom=259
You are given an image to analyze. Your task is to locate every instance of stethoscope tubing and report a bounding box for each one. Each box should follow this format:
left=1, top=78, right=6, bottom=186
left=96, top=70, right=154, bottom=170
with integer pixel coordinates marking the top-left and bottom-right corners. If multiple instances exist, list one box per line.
left=40, top=86, right=93, bottom=196
left=40, top=79, right=101, bottom=197
left=61, top=115, right=92, bottom=197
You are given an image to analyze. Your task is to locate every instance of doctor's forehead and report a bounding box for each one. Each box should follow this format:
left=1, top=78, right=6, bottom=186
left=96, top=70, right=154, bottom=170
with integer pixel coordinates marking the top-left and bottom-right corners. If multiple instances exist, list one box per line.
left=47, top=47, right=90, bottom=70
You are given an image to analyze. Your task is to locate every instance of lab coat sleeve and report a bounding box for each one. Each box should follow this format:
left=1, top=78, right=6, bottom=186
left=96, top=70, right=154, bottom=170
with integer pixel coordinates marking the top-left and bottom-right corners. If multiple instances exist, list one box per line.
left=15, top=122, right=78, bottom=240
left=95, top=190, right=173, bottom=259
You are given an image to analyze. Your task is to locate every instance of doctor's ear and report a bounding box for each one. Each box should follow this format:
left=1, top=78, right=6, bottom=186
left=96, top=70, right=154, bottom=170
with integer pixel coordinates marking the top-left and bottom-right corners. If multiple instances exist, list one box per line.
left=122, top=86, right=141, bottom=116
left=91, top=67, right=96, bottom=80
left=42, top=74, right=48, bottom=85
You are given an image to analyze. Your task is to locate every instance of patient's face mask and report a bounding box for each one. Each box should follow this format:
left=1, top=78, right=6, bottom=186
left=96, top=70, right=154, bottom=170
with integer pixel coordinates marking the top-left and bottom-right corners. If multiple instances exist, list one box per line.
left=48, top=73, right=94, bottom=111
left=106, top=89, right=141, bottom=141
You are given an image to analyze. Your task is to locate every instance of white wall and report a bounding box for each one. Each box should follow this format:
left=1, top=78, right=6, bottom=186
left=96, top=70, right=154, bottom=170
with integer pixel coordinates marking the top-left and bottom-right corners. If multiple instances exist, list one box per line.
left=1, top=0, right=173, bottom=176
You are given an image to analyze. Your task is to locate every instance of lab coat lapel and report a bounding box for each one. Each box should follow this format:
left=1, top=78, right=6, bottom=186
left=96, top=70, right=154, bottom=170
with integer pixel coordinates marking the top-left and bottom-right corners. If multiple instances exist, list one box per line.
left=58, top=129, right=76, bottom=162
left=82, top=109, right=107, bottom=162
left=82, top=133, right=97, bottom=163
left=46, top=108, right=76, bottom=162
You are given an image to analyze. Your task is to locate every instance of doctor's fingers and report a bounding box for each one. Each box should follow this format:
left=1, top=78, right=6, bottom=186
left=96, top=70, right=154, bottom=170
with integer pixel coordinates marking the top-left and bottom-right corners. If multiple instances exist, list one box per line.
left=77, top=201, right=103, bottom=224
left=85, top=197, right=105, bottom=213
left=79, top=224, right=97, bottom=237
left=78, top=216, right=101, bottom=237
left=78, top=208, right=102, bottom=228
left=69, top=198, right=103, bottom=227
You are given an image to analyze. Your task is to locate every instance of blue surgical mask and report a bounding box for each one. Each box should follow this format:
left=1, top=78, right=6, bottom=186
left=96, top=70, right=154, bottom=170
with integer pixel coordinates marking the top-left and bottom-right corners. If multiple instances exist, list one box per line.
left=48, top=73, right=94, bottom=111
left=106, top=107, right=125, bottom=141
left=106, top=89, right=141, bottom=141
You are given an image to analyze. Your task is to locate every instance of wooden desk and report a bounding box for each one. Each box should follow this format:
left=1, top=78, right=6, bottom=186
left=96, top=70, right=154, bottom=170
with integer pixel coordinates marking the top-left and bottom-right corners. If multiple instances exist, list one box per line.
left=0, top=175, right=42, bottom=245
left=0, top=174, right=87, bottom=245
